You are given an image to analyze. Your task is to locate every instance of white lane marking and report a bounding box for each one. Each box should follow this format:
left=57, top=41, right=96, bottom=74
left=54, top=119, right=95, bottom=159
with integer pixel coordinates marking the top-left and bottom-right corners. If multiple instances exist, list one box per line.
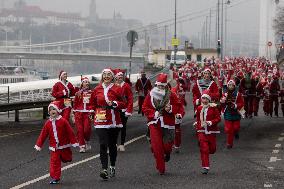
left=10, top=134, right=146, bottom=189
left=0, top=129, right=41, bottom=138
left=275, top=144, right=281, bottom=148
left=269, top=157, right=282, bottom=162
left=278, top=137, right=284, bottom=141
left=264, top=183, right=272, bottom=188
left=267, top=167, right=274, bottom=170
left=272, top=150, right=279, bottom=154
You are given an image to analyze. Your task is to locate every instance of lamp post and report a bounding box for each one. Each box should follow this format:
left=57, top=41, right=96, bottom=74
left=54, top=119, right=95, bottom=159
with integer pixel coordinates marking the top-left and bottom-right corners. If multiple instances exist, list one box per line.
left=173, top=0, right=177, bottom=68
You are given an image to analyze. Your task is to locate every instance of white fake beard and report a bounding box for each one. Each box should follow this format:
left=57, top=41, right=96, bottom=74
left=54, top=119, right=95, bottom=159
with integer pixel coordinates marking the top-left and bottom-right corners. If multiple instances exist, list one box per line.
left=150, top=87, right=165, bottom=100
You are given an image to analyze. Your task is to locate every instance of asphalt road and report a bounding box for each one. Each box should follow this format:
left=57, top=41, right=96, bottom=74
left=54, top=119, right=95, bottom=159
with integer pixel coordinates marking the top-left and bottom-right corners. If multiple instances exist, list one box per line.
left=0, top=96, right=284, bottom=189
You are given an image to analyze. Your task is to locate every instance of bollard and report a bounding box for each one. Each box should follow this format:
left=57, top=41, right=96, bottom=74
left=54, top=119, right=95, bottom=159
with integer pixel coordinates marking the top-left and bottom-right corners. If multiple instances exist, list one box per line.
left=15, top=110, right=19, bottom=122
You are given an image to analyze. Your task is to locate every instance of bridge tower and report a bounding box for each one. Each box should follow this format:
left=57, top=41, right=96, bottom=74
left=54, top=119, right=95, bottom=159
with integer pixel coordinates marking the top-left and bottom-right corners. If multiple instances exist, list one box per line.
left=259, top=0, right=277, bottom=61
left=89, top=0, right=98, bottom=24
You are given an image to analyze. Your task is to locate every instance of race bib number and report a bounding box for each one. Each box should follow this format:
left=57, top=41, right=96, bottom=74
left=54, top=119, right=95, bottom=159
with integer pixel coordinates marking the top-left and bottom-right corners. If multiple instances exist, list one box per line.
left=83, top=93, right=91, bottom=103
left=95, top=108, right=107, bottom=121
left=64, top=98, right=71, bottom=107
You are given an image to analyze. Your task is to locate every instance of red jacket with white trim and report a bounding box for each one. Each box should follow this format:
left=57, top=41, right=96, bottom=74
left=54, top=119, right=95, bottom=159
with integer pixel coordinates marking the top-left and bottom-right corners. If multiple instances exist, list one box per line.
left=51, top=80, right=78, bottom=108
left=90, top=83, right=126, bottom=128
left=73, top=89, right=93, bottom=112
left=194, top=104, right=221, bottom=134
left=35, top=116, right=78, bottom=151
left=119, top=82, right=133, bottom=115
left=142, top=90, right=181, bottom=129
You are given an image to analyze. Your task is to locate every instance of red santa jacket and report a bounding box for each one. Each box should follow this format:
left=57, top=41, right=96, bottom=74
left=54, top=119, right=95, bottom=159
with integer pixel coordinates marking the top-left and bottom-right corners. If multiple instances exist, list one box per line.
left=135, top=78, right=152, bottom=97
left=90, top=83, right=126, bottom=128
left=171, top=86, right=186, bottom=108
left=118, top=81, right=133, bottom=116
left=192, top=79, right=219, bottom=109
left=269, top=78, right=280, bottom=96
left=194, top=104, right=221, bottom=134
left=142, top=90, right=181, bottom=129
left=35, top=115, right=78, bottom=152
left=220, top=91, right=244, bottom=114
left=73, top=89, right=93, bottom=113
left=51, top=80, right=78, bottom=109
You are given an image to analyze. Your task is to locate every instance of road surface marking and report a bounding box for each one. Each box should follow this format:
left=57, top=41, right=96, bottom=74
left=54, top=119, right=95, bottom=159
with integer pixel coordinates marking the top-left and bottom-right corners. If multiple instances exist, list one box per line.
left=269, top=157, right=282, bottom=162
left=272, top=150, right=279, bottom=154
left=277, top=137, right=284, bottom=141
left=0, top=129, right=41, bottom=138
left=267, top=167, right=274, bottom=170
left=274, top=144, right=281, bottom=148
left=10, top=134, right=146, bottom=189
left=264, top=183, right=272, bottom=188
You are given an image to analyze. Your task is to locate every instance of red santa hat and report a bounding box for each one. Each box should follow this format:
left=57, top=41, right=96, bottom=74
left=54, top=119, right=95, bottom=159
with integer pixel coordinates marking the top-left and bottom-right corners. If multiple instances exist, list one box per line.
left=155, top=73, right=168, bottom=86
left=113, top=69, right=124, bottom=77
left=227, top=80, right=236, bottom=86
left=102, top=68, right=114, bottom=76
left=48, top=101, right=62, bottom=113
left=203, top=68, right=212, bottom=74
left=81, top=76, right=89, bottom=83
left=201, top=89, right=211, bottom=101
left=59, top=70, right=67, bottom=80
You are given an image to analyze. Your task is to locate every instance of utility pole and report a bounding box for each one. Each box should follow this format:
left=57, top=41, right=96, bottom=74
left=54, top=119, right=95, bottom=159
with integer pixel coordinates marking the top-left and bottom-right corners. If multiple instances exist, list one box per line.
left=221, top=0, right=224, bottom=60
left=164, top=25, right=167, bottom=50
left=209, top=9, right=212, bottom=48
left=174, top=0, right=177, bottom=68
left=205, top=16, right=208, bottom=48
left=217, top=0, right=221, bottom=59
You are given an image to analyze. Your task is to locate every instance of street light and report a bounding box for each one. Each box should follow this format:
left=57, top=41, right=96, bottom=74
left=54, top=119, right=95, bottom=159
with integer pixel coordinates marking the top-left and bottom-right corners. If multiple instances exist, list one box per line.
left=173, top=0, right=178, bottom=68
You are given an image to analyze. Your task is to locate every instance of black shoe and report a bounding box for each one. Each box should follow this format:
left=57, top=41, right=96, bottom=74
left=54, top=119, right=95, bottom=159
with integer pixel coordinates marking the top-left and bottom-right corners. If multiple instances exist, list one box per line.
left=235, top=133, right=239, bottom=140
left=138, top=110, right=141, bottom=114
left=49, top=179, right=60, bottom=184
left=100, top=169, right=108, bottom=180
left=164, top=153, right=171, bottom=162
left=109, top=167, right=115, bottom=178
left=227, top=145, right=233, bottom=149
left=201, top=168, right=209, bottom=174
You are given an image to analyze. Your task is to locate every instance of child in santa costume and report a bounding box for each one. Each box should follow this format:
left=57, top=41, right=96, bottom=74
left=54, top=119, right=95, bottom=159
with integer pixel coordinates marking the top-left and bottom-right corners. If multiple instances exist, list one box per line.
left=73, top=77, right=93, bottom=153
left=34, top=101, right=79, bottom=184
left=142, top=73, right=181, bottom=175
left=171, top=80, right=186, bottom=153
left=114, top=69, right=133, bottom=152
left=90, top=68, right=126, bottom=180
left=194, top=90, right=221, bottom=174
left=51, top=71, right=78, bottom=122
left=220, top=80, right=244, bottom=149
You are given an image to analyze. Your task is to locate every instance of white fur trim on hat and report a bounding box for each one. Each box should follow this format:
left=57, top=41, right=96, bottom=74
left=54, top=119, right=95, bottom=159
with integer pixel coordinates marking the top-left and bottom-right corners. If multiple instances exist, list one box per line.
left=59, top=71, right=67, bottom=80
left=102, top=69, right=114, bottom=76
left=201, top=94, right=211, bottom=101
left=115, top=72, right=123, bottom=77
left=155, top=81, right=167, bottom=86
left=48, top=104, right=62, bottom=113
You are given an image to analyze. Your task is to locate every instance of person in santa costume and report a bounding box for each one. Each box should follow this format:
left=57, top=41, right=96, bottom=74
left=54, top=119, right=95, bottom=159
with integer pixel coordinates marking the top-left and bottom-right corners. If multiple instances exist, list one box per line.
left=142, top=73, right=181, bottom=175
left=193, top=90, right=221, bottom=174
left=114, top=69, right=133, bottom=152
left=269, top=75, right=280, bottom=117
left=73, top=77, right=93, bottom=153
left=90, top=68, right=126, bottom=180
left=171, top=80, right=186, bottom=153
left=51, top=71, right=78, bottom=122
left=192, top=68, right=219, bottom=113
left=135, top=71, right=152, bottom=115
left=220, top=80, right=244, bottom=149
left=34, top=101, right=79, bottom=184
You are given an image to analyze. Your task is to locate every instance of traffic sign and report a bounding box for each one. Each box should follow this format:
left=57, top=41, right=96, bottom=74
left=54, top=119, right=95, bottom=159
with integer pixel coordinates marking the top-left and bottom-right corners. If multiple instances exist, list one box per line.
left=127, top=30, right=138, bottom=47
left=171, top=38, right=180, bottom=46
left=267, top=41, right=272, bottom=47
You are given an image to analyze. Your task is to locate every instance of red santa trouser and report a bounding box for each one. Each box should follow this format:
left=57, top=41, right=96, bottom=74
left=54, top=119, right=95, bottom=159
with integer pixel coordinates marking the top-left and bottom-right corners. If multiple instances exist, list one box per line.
left=74, top=112, right=92, bottom=147
left=61, top=107, right=72, bottom=122
left=244, top=96, right=256, bottom=116
left=174, top=124, right=181, bottom=148
left=263, top=99, right=271, bottom=114
left=224, top=120, right=240, bottom=146
left=197, top=133, right=216, bottom=169
left=138, top=96, right=145, bottom=112
left=50, top=148, right=72, bottom=180
left=149, top=124, right=173, bottom=174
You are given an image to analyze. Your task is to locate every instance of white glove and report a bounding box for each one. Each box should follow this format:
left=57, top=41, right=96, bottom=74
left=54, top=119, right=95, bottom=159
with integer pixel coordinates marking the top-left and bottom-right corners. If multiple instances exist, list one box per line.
left=125, top=112, right=132, bottom=117
left=34, top=145, right=41, bottom=152
left=206, top=121, right=212, bottom=126
left=154, top=111, right=160, bottom=119
left=196, top=99, right=200, bottom=106
left=63, top=90, right=66, bottom=96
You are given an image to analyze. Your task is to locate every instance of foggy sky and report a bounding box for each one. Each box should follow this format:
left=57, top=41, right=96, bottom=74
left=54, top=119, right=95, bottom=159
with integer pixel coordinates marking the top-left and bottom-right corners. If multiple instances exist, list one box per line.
left=5, top=0, right=261, bottom=42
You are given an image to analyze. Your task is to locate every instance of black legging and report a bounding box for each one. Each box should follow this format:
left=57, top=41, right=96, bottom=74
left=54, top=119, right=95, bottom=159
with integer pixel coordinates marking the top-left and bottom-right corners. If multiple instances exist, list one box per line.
left=96, top=128, right=119, bottom=169
left=119, top=112, right=128, bottom=145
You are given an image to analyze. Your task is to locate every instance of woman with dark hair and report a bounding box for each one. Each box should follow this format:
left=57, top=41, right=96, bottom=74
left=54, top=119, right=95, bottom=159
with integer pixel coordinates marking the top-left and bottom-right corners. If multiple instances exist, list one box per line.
left=90, top=68, right=126, bottom=180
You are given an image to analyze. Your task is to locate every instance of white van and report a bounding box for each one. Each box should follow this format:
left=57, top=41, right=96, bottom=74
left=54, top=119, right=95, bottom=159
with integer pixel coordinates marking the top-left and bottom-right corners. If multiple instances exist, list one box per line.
left=170, top=51, right=186, bottom=67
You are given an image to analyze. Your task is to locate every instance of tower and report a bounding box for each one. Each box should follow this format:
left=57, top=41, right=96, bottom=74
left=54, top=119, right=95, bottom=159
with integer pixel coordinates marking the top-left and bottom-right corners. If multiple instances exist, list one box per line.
left=259, top=0, right=277, bottom=61
left=89, top=0, right=98, bottom=23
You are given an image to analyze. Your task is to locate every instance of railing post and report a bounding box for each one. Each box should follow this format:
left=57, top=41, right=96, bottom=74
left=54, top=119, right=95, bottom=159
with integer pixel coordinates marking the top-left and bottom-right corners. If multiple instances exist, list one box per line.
left=7, top=86, right=9, bottom=118
left=15, top=110, right=19, bottom=122
left=43, top=106, right=48, bottom=119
